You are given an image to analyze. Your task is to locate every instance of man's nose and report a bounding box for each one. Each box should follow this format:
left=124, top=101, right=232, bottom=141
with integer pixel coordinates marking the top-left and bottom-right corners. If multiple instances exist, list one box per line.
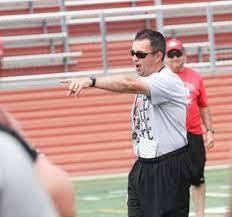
left=132, top=55, right=139, bottom=62
left=172, top=55, right=178, bottom=60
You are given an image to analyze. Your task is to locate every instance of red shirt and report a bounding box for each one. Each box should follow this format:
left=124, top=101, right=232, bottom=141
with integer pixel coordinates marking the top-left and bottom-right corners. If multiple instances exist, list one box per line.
left=177, top=67, right=208, bottom=134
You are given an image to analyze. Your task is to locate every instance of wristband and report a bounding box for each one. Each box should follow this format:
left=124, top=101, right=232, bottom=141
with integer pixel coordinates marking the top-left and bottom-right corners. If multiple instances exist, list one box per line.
left=206, top=128, right=215, bottom=133
left=89, top=76, right=96, bottom=87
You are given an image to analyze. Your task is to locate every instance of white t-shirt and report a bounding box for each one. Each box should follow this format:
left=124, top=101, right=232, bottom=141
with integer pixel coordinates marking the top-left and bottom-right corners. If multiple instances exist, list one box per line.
left=131, top=66, right=187, bottom=158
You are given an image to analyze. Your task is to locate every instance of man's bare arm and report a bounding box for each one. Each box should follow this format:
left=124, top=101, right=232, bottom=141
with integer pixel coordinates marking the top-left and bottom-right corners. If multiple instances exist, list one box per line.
left=60, top=74, right=150, bottom=97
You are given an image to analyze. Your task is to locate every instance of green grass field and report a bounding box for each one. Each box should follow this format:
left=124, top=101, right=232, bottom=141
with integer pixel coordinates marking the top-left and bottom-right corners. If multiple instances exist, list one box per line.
left=74, top=168, right=231, bottom=217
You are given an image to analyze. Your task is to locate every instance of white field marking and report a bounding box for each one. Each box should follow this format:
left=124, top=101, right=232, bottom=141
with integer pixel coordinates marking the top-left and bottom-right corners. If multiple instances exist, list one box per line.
left=109, top=189, right=126, bottom=194
left=98, top=209, right=126, bottom=214
left=189, top=207, right=228, bottom=216
left=106, top=194, right=123, bottom=199
left=81, top=189, right=126, bottom=201
left=81, top=195, right=119, bottom=201
left=206, top=192, right=230, bottom=198
left=81, top=196, right=100, bottom=201
left=81, top=193, right=125, bottom=201
left=206, top=165, right=231, bottom=170
left=207, top=185, right=231, bottom=191
left=205, top=207, right=229, bottom=214
left=219, top=185, right=231, bottom=190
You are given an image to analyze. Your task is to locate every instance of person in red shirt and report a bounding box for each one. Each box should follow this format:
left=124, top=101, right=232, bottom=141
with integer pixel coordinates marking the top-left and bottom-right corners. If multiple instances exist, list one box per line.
left=166, top=38, right=214, bottom=217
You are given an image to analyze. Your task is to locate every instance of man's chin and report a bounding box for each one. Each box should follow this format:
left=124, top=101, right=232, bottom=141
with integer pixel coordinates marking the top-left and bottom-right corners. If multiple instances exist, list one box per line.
left=172, top=66, right=182, bottom=73
left=136, top=70, right=143, bottom=76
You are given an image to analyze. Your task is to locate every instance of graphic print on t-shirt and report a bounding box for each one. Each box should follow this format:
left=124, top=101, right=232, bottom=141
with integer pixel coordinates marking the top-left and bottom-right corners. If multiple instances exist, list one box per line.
left=132, top=94, right=153, bottom=142
left=183, top=81, right=195, bottom=105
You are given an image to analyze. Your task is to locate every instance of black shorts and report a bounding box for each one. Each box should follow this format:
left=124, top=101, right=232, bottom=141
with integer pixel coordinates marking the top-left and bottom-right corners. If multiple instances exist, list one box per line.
left=187, top=132, right=206, bottom=186
left=127, top=145, right=192, bottom=217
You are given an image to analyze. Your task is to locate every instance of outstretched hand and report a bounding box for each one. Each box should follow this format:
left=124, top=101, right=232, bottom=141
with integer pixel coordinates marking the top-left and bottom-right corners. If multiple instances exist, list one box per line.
left=60, top=78, right=92, bottom=97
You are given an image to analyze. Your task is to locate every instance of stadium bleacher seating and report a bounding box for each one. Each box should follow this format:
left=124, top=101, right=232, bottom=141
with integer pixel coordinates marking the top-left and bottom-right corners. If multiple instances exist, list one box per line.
left=0, top=1, right=232, bottom=76
left=0, top=0, right=59, bottom=16
left=0, top=0, right=231, bottom=177
left=0, top=0, right=83, bottom=75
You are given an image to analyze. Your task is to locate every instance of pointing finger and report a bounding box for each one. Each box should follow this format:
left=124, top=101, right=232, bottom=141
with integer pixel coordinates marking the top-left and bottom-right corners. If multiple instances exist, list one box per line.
left=68, top=90, right=74, bottom=96
left=60, top=79, right=72, bottom=84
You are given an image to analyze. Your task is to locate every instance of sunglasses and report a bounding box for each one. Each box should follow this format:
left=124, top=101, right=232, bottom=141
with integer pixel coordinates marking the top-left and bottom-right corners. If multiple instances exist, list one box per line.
left=167, top=50, right=183, bottom=58
left=130, top=49, right=156, bottom=59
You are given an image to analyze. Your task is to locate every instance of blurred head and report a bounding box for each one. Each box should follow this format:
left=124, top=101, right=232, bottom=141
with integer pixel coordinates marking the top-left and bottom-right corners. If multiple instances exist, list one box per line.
left=165, top=38, right=186, bottom=73
left=131, top=29, right=166, bottom=77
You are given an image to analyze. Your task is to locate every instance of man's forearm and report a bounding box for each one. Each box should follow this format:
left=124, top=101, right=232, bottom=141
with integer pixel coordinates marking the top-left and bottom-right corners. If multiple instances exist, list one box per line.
left=60, top=74, right=150, bottom=97
left=200, top=107, right=213, bottom=130
left=94, top=74, right=148, bottom=95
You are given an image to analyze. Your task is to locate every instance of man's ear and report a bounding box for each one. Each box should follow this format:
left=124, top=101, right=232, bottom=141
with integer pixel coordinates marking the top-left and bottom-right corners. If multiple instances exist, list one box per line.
left=155, top=51, right=164, bottom=63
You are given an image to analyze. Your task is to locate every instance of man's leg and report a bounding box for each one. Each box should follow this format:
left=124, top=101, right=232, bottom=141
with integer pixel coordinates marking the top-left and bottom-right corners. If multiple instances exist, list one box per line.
left=127, top=160, right=143, bottom=217
left=187, top=132, right=206, bottom=217
left=191, top=183, right=206, bottom=217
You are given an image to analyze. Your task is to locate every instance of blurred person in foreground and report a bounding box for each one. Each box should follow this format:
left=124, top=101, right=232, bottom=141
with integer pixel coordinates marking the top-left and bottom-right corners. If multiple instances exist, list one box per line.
left=166, top=38, right=215, bottom=217
left=0, top=114, right=58, bottom=217
left=0, top=109, right=76, bottom=217
left=0, top=38, right=76, bottom=217
left=61, top=29, right=192, bottom=217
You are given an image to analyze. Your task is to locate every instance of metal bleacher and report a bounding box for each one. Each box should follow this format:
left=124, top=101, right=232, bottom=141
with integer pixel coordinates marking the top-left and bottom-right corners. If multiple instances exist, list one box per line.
left=0, top=0, right=82, bottom=73
left=3, top=51, right=82, bottom=69
left=0, top=0, right=58, bottom=10
left=2, top=32, right=67, bottom=48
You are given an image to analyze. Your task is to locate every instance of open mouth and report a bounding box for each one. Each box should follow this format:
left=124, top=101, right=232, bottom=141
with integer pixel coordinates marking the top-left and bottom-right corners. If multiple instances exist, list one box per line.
left=136, top=64, right=140, bottom=70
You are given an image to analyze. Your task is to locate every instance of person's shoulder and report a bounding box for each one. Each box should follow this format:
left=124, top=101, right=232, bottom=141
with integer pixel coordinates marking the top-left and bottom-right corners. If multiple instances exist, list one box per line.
left=159, top=67, right=186, bottom=91
left=164, top=66, right=183, bottom=82
left=163, top=66, right=173, bottom=74
left=150, top=67, right=175, bottom=82
left=158, top=66, right=175, bottom=78
left=184, top=66, right=202, bottom=78
left=0, top=130, right=33, bottom=164
left=0, top=130, right=18, bottom=146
